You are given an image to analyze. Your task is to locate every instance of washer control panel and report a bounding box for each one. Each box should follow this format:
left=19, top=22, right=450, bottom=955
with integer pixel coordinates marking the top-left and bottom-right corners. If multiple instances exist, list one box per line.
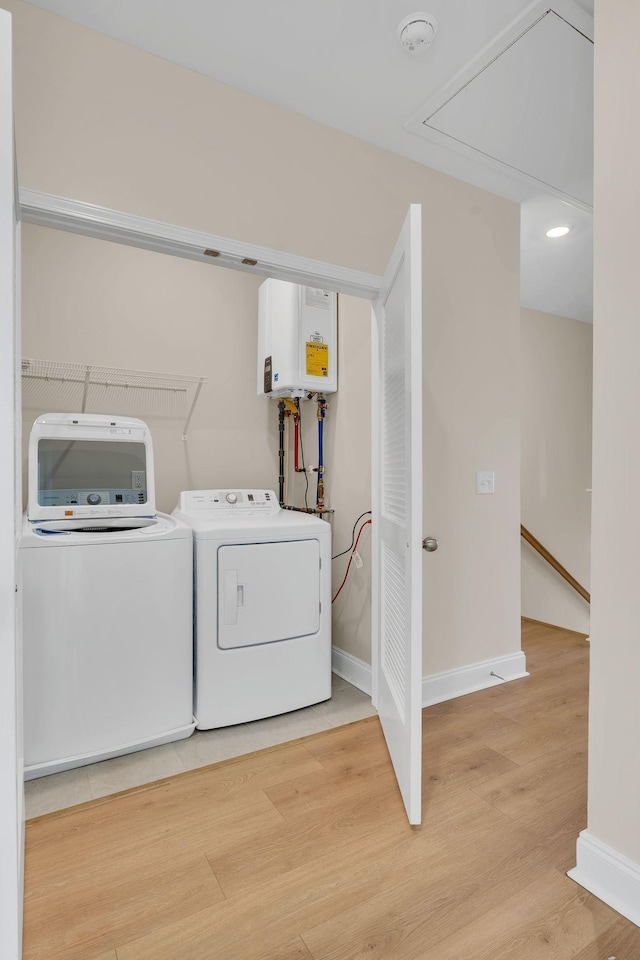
left=176, top=490, right=280, bottom=515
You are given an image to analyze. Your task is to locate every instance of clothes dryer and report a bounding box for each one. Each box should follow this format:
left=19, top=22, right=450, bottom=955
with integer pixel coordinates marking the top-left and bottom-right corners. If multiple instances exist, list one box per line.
left=173, top=490, right=331, bottom=729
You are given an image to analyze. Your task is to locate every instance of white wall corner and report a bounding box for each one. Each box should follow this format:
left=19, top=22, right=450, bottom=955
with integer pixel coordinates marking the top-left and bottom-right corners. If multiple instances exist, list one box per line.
left=331, top=646, right=528, bottom=706
left=331, top=646, right=372, bottom=697
left=568, top=831, right=640, bottom=928
left=422, top=651, right=528, bottom=707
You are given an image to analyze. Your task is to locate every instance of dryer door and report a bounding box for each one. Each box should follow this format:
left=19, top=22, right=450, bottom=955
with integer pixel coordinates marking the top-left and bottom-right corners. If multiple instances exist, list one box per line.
left=217, top=539, right=320, bottom=649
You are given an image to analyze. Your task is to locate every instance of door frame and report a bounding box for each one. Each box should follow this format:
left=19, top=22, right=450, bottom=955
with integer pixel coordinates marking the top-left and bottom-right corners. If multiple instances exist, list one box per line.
left=1, top=9, right=22, bottom=957
left=18, top=189, right=382, bottom=301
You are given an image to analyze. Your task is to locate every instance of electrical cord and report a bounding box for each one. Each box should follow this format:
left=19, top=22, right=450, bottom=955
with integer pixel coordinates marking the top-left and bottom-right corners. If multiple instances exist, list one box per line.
left=332, top=519, right=372, bottom=604
left=332, top=511, right=372, bottom=560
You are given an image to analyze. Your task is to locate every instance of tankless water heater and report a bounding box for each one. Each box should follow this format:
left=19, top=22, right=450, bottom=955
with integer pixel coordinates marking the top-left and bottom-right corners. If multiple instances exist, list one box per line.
left=257, top=279, right=337, bottom=398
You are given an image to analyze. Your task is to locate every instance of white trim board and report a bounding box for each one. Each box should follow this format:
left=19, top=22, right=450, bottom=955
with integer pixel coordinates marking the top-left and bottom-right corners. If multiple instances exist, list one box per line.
left=0, top=10, right=22, bottom=957
left=422, top=651, right=528, bottom=706
left=332, top=646, right=528, bottom=706
left=332, top=647, right=373, bottom=697
left=568, top=831, right=640, bottom=928
left=18, top=189, right=383, bottom=301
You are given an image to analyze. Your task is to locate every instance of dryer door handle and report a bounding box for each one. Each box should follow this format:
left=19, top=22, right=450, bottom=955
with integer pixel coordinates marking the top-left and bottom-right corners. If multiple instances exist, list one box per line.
left=223, top=569, right=239, bottom=625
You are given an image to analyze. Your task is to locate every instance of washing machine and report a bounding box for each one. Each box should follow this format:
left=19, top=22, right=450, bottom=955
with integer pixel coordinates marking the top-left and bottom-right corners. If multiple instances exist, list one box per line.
left=173, top=489, right=332, bottom=729
left=21, top=413, right=195, bottom=779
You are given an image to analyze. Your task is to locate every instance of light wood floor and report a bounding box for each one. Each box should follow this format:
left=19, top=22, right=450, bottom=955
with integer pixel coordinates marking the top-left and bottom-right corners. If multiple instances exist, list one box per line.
left=23, top=620, right=640, bottom=960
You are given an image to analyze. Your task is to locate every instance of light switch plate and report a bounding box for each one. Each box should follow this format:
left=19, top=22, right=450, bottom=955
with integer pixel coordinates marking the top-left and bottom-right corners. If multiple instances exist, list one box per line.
left=476, top=470, right=495, bottom=494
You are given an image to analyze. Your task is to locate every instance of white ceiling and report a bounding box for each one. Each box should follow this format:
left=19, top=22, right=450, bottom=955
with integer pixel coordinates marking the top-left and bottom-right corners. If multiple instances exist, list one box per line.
left=23, top=0, right=594, bottom=322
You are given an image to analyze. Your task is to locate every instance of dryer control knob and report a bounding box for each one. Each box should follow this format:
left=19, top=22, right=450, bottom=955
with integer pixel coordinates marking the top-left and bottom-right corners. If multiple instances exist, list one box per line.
left=226, top=493, right=238, bottom=504
left=87, top=493, right=102, bottom=505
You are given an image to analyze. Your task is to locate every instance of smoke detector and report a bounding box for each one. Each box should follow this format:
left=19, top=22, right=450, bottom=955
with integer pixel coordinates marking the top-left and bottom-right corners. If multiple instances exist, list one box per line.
left=397, top=13, right=438, bottom=55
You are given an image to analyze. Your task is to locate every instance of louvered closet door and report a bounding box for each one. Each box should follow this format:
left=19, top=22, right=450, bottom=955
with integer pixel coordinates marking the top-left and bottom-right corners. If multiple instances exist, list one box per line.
left=371, top=205, right=423, bottom=825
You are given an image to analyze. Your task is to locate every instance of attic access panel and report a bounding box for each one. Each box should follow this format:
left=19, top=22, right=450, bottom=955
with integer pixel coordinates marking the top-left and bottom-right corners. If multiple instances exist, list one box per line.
left=407, top=7, right=593, bottom=208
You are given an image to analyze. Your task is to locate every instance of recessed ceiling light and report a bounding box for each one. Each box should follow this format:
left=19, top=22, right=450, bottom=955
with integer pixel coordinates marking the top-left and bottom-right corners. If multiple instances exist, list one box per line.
left=545, top=226, right=571, bottom=239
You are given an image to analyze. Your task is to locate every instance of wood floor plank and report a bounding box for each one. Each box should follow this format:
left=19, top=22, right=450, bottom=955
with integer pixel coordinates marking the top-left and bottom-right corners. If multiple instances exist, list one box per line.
left=72, top=950, right=117, bottom=960
left=22, top=621, right=634, bottom=960
left=28, top=741, right=324, bottom=835
left=118, top=791, right=513, bottom=957
left=533, top=785, right=588, bottom=872
left=402, top=869, right=619, bottom=960
left=471, top=712, right=587, bottom=768
left=423, top=734, right=520, bottom=799
left=301, top=714, right=383, bottom=761
left=23, top=765, right=294, bottom=959
left=117, top=795, right=535, bottom=960
left=116, top=828, right=424, bottom=959
left=420, top=699, right=585, bottom=773
left=423, top=702, right=523, bottom=741
left=523, top=640, right=588, bottom=671
left=520, top=623, right=581, bottom=642
left=25, top=780, right=283, bottom=892
left=264, top=742, right=396, bottom=820
left=569, top=914, right=640, bottom=959
left=259, top=937, right=315, bottom=960
left=472, top=742, right=587, bottom=828
left=207, top=775, right=404, bottom=897
left=23, top=850, right=223, bottom=960
left=207, top=760, right=514, bottom=900
left=300, top=820, right=553, bottom=960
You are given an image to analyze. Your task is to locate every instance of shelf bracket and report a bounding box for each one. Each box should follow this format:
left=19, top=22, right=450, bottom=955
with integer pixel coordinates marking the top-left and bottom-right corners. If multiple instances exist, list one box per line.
left=183, top=378, right=205, bottom=440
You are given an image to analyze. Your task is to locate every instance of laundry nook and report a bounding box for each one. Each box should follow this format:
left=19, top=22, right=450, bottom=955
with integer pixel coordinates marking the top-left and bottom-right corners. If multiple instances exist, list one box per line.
left=18, top=273, right=353, bottom=786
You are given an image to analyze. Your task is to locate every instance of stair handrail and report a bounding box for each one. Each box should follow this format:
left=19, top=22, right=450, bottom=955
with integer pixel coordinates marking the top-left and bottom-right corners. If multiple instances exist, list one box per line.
left=521, top=524, right=590, bottom=604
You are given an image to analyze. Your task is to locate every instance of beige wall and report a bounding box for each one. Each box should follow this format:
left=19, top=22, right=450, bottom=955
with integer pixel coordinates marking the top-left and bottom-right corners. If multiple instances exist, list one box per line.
left=20, top=225, right=373, bottom=660
left=20, top=225, right=268, bottom=505
left=586, top=0, right=640, bottom=865
left=6, top=0, right=521, bottom=678
left=422, top=208, right=521, bottom=675
left=328, top=296, right=372, bottom=664
left=520, top=308, right=592, bottom=634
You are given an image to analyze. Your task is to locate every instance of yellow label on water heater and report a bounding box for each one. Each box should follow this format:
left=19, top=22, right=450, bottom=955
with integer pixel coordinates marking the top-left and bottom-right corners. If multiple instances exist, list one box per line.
left=306, top=341, right=329, bottom=377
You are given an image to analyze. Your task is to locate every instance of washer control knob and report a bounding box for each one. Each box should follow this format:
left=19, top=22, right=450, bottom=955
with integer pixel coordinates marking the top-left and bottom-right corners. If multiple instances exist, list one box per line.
left=226, top=493, right=238, bottom=504
left=87, top=493, right=102, bottom=505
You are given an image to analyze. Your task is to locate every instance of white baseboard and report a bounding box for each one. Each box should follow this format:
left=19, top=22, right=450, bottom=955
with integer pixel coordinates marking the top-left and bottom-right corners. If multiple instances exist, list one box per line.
left=568, top=831, right=640, bottom=927
left=331, top=646, right=528, bottom=706
left=332, top=646, right=372, bottom=696
left=422, top=651, right=528, bottom=707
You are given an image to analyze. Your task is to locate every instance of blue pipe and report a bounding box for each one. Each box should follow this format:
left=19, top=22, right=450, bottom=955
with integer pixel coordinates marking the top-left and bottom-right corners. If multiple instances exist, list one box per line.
left=317, top=395, right=326, bottom=509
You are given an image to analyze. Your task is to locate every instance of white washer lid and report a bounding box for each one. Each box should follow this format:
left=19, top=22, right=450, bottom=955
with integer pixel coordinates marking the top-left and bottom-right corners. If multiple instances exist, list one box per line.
left=21, top=511, right=192, bottom=546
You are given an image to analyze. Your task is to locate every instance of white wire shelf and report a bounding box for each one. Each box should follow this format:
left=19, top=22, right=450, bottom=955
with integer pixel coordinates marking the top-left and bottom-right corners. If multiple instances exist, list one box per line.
left=21, top=358, right=207, bottom=439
